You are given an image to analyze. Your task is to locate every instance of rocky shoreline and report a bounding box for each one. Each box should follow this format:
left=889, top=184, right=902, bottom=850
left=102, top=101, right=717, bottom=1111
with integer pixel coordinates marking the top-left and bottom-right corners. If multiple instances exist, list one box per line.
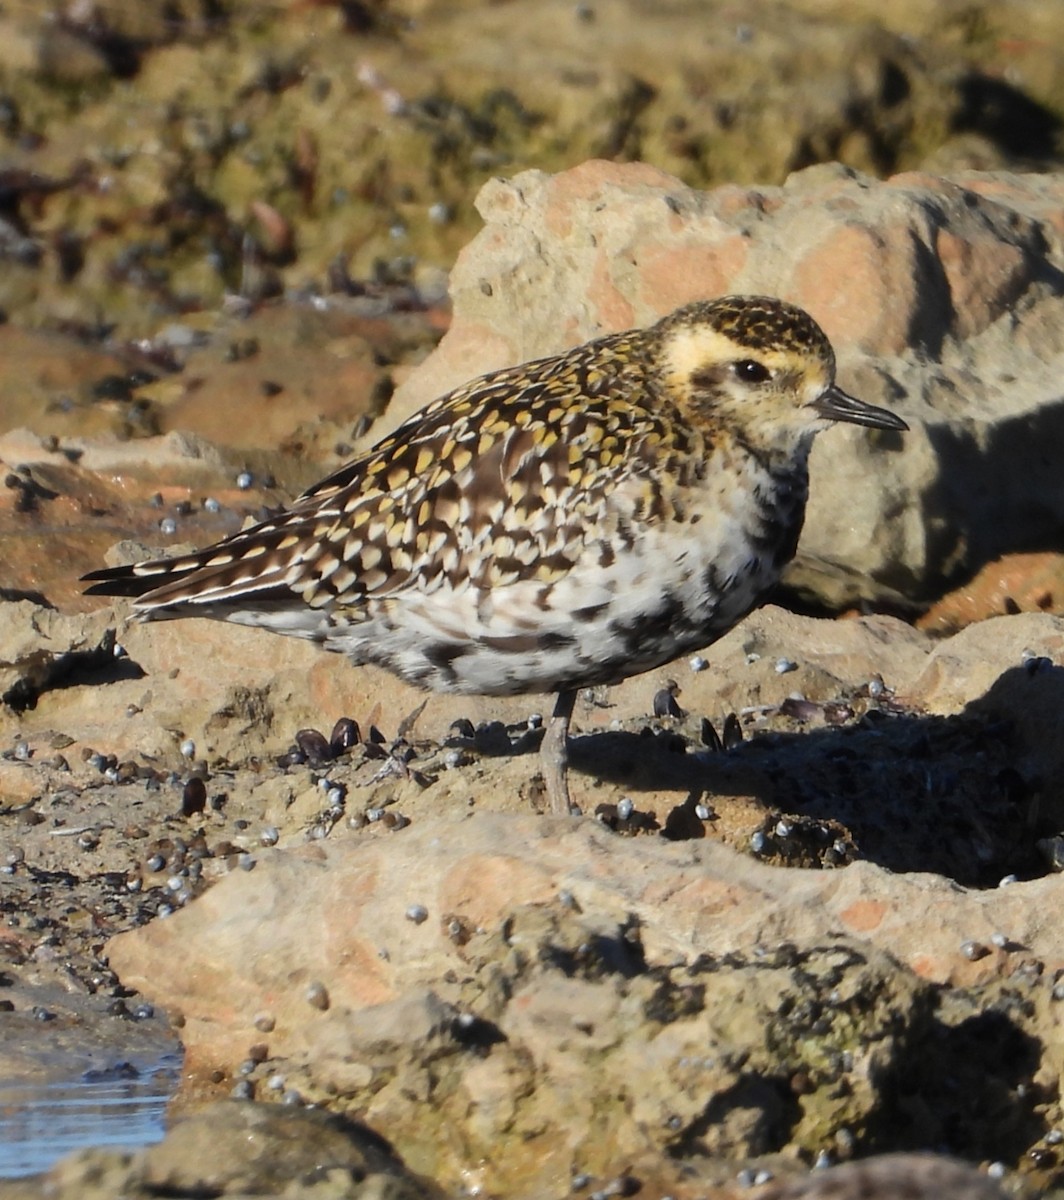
left=4, top=2, right=1064, bottom=1197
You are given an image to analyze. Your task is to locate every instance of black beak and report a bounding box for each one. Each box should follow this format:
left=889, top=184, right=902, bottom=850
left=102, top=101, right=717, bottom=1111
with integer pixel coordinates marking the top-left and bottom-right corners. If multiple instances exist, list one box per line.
left=811, top=385, right=909, bottom=432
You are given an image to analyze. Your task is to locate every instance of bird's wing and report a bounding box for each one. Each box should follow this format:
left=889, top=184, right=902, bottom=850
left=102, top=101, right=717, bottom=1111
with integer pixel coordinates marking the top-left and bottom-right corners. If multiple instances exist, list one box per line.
left=83, top=331, right=670, bottom=613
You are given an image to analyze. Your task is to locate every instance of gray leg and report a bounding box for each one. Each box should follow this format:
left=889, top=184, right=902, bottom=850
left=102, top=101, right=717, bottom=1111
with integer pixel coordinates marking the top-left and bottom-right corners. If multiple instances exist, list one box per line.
left=541, top=688, right=578, bottom=815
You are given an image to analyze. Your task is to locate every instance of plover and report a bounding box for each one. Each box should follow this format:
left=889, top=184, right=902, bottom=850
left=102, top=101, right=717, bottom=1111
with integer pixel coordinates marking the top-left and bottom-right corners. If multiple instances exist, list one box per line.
left=84, top=296, right=907, bottom=813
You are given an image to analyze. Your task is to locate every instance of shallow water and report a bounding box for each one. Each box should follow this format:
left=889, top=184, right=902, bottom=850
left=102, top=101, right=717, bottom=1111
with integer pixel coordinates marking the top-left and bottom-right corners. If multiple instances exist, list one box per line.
left=0, top=1054, right=181, bottom=1178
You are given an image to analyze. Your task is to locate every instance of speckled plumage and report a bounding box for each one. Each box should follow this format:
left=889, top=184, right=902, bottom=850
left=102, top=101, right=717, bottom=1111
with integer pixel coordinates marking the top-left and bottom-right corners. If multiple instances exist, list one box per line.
left=84, top=296, right=907, bottom=812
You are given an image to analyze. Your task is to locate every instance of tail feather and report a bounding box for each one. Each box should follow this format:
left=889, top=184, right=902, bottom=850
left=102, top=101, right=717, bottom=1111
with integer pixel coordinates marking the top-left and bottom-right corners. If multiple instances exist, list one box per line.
left=81, top=518, right=319, bottom=613
left=83, top=563, right=171, bottom=599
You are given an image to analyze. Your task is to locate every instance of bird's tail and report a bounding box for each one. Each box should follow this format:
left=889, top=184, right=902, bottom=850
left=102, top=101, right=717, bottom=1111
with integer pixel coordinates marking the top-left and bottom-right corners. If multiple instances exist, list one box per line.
left=81, top=523, right=312, bottom=615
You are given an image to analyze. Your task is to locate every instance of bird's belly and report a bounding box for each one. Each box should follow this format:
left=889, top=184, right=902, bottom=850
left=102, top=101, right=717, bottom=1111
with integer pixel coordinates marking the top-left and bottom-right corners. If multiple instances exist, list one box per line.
left=324, top=508, right=792, bottom=697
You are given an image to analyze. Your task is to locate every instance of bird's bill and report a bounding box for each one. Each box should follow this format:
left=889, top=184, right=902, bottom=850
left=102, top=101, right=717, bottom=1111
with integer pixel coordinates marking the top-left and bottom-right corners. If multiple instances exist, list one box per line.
left=810, top=386, right=909, bottom=431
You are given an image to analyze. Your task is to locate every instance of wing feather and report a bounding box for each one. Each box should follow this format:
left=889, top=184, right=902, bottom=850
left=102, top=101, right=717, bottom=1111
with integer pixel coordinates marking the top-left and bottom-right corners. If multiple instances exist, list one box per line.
left=82, top=327, right=669, bottom=615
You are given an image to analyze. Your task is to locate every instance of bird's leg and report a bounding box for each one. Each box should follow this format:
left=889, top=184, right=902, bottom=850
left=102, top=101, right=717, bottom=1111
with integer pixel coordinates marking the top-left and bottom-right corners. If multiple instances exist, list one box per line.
left=541, top=687, right=578, bottom=815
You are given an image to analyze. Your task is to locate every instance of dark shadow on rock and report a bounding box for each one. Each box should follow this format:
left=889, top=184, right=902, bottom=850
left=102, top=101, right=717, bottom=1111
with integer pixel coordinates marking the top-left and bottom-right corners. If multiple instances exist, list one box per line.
left=553, top=661, right=1064, bottom=887
left=966, top=662, right=1064, bottom=832
left=914, top=396, right=1064, bottom=604
left=666, top=1072, right=802, bottom=1160
left=953, top=72, right=1063, bottom=162
left=0, top=587, right=54, bottom=607
left=3, top=629, right=146, bottom=714
left=869, top=1003, right=1048, bottom=1165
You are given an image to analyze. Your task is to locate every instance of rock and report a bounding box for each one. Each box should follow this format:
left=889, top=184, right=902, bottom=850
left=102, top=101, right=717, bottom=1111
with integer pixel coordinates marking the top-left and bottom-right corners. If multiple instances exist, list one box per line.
left=7, top=602, right=1064, bottom=1194
left=754, top=1153, right=1008, bottom=1199
left=0, top=0, right=1062, bottom=334
left=0, top=600, right=115, bottom=713
left=918, top=551, right=1064, bottom=634
left=0, top=597, right=921, bottom=786
left=138, top=1100, right=438, bottom=1198
left=5, top=600, right=1062, bottom=879
left=106, top=812, right=1064, bottom=1197
left=385, top=162, right=1064, bottom=610
left=908, top=612, right=1064, bottom=831
left=8, top=1100, right=443, bottom=1200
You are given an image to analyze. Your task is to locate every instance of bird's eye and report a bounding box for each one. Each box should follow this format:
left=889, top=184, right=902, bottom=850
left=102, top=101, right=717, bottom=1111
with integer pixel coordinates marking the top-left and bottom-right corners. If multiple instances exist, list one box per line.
left=734, top=359, right=771, bottom=384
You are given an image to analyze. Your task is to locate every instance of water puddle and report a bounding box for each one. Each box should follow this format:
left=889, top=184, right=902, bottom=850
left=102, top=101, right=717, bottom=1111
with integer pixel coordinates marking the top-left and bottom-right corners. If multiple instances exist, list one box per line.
left=0, top=1053, right=181, bottom=1179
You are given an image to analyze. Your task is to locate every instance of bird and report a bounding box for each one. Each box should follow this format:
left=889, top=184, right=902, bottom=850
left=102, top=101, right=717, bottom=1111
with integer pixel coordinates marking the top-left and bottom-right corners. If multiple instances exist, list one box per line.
left=83, top=295, right=908, bottom=815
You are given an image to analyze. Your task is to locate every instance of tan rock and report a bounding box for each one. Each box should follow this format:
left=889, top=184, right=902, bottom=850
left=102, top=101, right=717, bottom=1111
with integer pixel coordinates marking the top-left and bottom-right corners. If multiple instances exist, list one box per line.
left=107, top=812, right=1063, bottom=1196
left=918, top=551, right=1064, bottom=635
left=384, top=162, right=1064, bottom=609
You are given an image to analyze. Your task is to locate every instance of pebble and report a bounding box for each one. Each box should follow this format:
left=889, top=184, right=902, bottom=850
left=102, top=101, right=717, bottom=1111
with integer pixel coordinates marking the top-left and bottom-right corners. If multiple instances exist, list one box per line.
left=694, top=804, right=711, bottom=820
left=236, top=470, right=254, bottom=490
left=304, top=981, right=330, bottom=1011
left=179, top=738, right=196, bottom=759
left=990, top=931, right=1009, bottom=949
left=750, top=831, right=767, bottom=854
left=260, top=826, right=280, bottom=847
left=616, top=797, right=634, bottom=821
left=405, top=903, right=429, bottom=925
left=774, top=657, right=797, bottom=674
left=688, top=655, right=708, bottom=672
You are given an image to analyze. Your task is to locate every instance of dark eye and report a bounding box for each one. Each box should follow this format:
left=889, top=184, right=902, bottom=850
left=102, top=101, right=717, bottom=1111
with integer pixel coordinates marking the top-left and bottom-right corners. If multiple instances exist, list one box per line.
left=734, top=359, right=771, bottom=384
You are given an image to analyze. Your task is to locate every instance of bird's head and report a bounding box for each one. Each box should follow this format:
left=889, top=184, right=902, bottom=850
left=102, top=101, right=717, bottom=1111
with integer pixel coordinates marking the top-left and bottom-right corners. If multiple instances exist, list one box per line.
left=654, top=296, right=908, bottom=452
